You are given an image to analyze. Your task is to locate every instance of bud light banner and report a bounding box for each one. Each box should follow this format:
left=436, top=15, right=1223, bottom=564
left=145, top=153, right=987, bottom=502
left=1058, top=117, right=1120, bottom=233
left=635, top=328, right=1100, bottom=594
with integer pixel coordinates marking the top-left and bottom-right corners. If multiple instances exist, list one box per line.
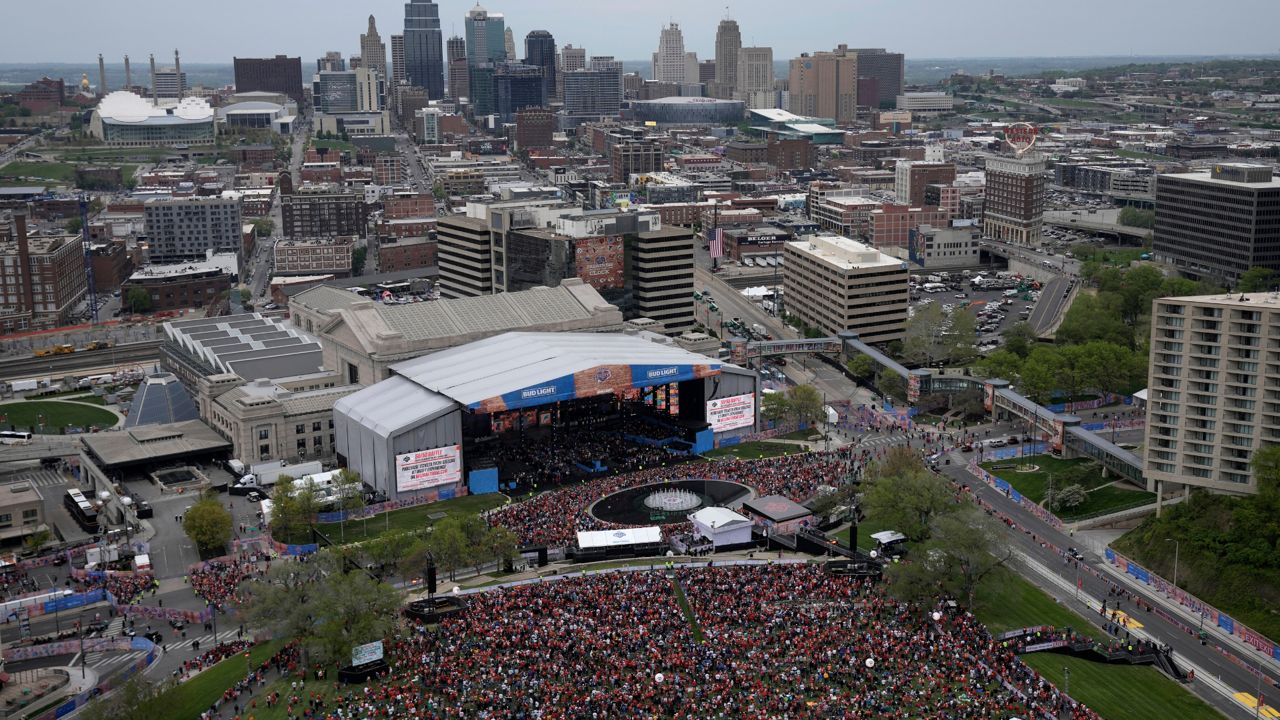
left=471, top=364, right=720, bottom=413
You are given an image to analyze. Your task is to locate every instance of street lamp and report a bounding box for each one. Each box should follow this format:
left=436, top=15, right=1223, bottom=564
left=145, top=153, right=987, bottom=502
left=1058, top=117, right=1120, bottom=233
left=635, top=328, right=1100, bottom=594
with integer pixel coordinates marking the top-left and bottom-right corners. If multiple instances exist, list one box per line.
left=1164, top=538, right=1179, bottom=590
left=1063, top=666, right=1071, bottom=696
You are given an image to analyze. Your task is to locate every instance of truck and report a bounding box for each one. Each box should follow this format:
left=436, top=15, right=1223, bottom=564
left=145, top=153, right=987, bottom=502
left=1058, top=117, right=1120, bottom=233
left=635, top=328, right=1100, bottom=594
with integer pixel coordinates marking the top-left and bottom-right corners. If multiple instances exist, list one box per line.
left=228, top=460, right=324, bottom=495
left=82, top=341, right=114, bottom=351
left=33, top=344, right=74, bottom=358
left=751, top=323, right=766, bottom=337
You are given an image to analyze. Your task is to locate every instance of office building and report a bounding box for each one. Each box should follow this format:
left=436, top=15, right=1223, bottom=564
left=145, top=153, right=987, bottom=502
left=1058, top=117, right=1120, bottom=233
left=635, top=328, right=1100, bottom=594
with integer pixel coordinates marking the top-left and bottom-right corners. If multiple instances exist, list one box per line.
left=562, top=65, right=622, bottom=121
left=312, top=68, right=382, bottom=113
left=652, top=23, right=691, bottom=84
left=783, top=234, right=909, bottom=341
left=504, top=27, right=516, bottom=60
left=416, top=107, right=442, bottom=143
left=390, top=35, right=406, bottom=85
left=896, top=92, right=954, bottom=116
left=1145, top=292, right=1280, bottom=495
left=360, top=15, right=388, bottom=78
left=629, top=225, right=696, bottom=333
left=611, top=140, right=663, bottom=183
left=469, top=64, right=496, bottom=116
left=907, top=224, right=981, bottom=270
left=446, top=36, right=468, bottom=99
left=558, top=44, right=586, bottom=100
left=713, top=17, right=741, bottom=99
left=144, top=196, right=244, bottom=262
left=437, top=215, right=493, bottom=298
left=275, top=236, right=355, bottom=277
left=0, top=215, right=87, bottom=332
left=788, top=45, right=857, bottom=122
left=403, top=0, right=445, bottom=99
left=516, top=107, right=555, bottom=150
left=153, top=67, right=187, bottom=99
left=465, top=4, right=506, bottom=68
left=1154, top=164, right=1280, bottom=284
left=869, top=204, right=951, bottom=249
left=895, top=161, right=956, bottom=207
left=495, top=63, right=545, bottom=122
left=735, top=47, right=774, bottom=107
left=982, top=154, right=1045, bottom=246
left=121, top=252, right=237, bottom=312
left=317, top=52, right=345, bottom=72
left=525, top=30, right=556, bottom=100
left=233, top=55, right=304, bottom=105
left=281, top=191, right=368, bottom=239
left=850, top=48, right=904, bottom=109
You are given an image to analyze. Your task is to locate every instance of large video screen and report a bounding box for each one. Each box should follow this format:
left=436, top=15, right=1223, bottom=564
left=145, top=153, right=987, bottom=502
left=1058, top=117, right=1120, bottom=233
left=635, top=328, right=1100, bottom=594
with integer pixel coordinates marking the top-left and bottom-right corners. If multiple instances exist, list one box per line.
left=706, top=393, right=755, bottom=432
left=395, top=444, right=462, bottom=493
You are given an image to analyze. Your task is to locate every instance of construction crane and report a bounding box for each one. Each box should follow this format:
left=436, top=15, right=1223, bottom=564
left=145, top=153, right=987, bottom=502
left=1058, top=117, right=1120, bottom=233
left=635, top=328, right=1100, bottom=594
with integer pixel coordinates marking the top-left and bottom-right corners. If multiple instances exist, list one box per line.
left=79, top=194, right=98, bottom=325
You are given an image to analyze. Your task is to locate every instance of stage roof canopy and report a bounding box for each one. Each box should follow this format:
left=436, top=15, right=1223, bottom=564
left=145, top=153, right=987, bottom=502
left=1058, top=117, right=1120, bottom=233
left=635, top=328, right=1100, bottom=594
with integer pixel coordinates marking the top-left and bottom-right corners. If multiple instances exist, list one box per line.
left=577, top=526, right=663, bottom=549
left=390, top=331, right=724, bottom=413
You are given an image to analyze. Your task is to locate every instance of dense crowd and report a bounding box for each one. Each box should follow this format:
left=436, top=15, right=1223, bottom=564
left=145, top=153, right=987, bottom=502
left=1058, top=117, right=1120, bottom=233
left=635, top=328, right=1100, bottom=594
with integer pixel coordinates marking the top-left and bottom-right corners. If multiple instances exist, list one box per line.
left=484, top=427, right=677, bottom=489
left=0, top=569, right=39, bottom=601
left=72, top=572, right=154, bottom=604
left=190, top=558, right=263, bottom=607
left=486, top=448, right=859, bottom=547
left=180, top=639, right=252, bottom=679
left=231, top=564, right=1097, bottom=719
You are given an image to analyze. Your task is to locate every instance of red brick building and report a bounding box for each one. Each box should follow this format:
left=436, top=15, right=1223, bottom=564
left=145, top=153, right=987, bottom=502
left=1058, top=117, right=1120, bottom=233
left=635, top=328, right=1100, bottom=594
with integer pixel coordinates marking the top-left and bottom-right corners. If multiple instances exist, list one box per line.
left=869, top=204, right=951, bottom=249
left=376, top=236, right=437, bottom=273
left=767, top=139, right=813, bottom=171
left=515, top=107, right=555, bottom=151
left=383, top=191, right=434, bottom=219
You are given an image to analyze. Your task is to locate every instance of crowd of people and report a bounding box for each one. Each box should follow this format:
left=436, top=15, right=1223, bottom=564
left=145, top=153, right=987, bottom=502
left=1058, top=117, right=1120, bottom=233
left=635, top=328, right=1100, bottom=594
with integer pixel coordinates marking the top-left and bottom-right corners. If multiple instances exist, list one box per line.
left=190, top=558, right=263, bottom=607
left=229, top=564, right=1098, bottom=719
left=71, top=571, right=154, bottom=604
left=486, top=448, right=860, bottom=547
left=0, top=568, right=40, bottom=601
left=179, top=639, right=252, bottom=679
left=199, top=642, right=300, bottom=720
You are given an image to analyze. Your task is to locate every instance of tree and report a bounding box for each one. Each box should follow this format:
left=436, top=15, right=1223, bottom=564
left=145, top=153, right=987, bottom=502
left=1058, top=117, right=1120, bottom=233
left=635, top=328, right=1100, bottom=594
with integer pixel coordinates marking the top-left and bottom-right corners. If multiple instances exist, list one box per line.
left=900, top=303, right=949, bottom=366
left=1000, top=321, right=1037, bottom=358
left=335, top=469, right=366, bottom=542
left=1118, top=206, right=1155, bottom=229
left=862, top=452, right=958, bottom=542
left=846, top=354, right=875, bottom=381
left=352, top=246, right=368, bottom=276
left=1047, top=484, right=1087, bottom=512
left=761, top=391, right=790, bottom=423
left=1238, top=266, right=1276, bottom=293
left=886, top=505, right=1013, bottom=607
left=948, top=309, right=978, bottom=365
left=78, top=675, right=170, bottom=720
left=64, top=217, right=83, bottom=234
left=878, top=372, right=907, bottom=402
left=124, top=287, right=151, bottom=313
left=975, top=349, right=1022, bottom=382
left=182, top=495, right=233, bottom=554
left=251, top=217, right=275, bottom=237
left=786, top=384, right=824, bottom=428
left=22, top=528, right=51, bottom=555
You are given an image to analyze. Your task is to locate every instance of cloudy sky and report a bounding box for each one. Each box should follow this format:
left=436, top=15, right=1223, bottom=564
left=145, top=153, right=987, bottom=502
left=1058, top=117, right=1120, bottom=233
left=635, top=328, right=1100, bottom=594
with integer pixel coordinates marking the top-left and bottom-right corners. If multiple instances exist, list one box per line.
left=4, top=0, right=1278, bottom=63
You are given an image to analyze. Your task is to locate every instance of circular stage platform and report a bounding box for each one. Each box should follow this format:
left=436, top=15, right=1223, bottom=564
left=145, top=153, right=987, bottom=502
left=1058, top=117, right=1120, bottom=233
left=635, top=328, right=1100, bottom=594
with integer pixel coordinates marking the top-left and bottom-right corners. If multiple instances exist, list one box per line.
left=588, top=479, right=754, bottom=526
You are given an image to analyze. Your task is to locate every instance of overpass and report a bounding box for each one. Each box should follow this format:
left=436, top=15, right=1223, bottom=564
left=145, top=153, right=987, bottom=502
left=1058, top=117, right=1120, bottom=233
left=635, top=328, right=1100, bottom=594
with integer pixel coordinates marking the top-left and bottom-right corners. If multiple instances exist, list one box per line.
left=0, top=340, right=162, bottom=381
left=1042, top=209, right=1150, bottom=242
left=0, top=437, right=80, bottom=464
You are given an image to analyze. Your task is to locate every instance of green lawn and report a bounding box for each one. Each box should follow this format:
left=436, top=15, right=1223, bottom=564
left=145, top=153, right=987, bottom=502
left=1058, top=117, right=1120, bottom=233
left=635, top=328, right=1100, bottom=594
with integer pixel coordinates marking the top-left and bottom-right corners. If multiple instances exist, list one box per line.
left=703, top=441, right=799, bottom=460
left=25, top=393, right=105, bottom=406
left=974, top=567, right=1221, bottom=720
left=776, top=428, right=819, bottom=441
left=164, top=640, right=284, bottom=720
left=979, top=454, right=1155, bottom=521
left=832, top=517, right=892, bottom=553
left=0, top=400, right=117, bottom=433
left=0, top=161, right=76, bottom=181
left=282, top=492, right=508, bottom=545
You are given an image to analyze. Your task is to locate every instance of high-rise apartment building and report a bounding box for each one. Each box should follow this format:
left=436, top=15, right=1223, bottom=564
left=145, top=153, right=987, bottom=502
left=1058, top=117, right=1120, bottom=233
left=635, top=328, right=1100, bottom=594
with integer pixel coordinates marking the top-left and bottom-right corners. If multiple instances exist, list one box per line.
left=1154, top=164, right=1280, bottom=284
left=1145, top=292, right=1280, bottom=495
left=563, top=63, right=622, bottom=120
left=652, top=23, right=690, bottom=84
left=525, top=30, right=556, bottom=101
left=735, top=46, right=774, bottom=107
left=0, top=214, right=88, bottom=331
left=783, top=235, right=909, bottom=342
left=390, top=35, right=406, bottom=85
left=629, top=226, right=696, bottom=333
left=403, top=0, right=445, bottom=99
left=850, top=48, right=905, bottom=109
left=281, top=191, right=369, bottom=239
left=312, top=68, right=382, bottom=114
left=788, top=45, right=857, bottom=122
left=144, top=196, right=245, bottom=262
left=360, top=15, right=387, bottom=78
left=233, top=56, right=304, bottom=105
left=714, top=18, right=741, bottom=99
left=558, top=44, right=586, bottom=100
left=465, top=4, right=506, bottom=68
left=437, top=215, right=493, bottom=298
left=515, top=107, right=555, bottom=150
left=982, top=154, right=1045, bottom=246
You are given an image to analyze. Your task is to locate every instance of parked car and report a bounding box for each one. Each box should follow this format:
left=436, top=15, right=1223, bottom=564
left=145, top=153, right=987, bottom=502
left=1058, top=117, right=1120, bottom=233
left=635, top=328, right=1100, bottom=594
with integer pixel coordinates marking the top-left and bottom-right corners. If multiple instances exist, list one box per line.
left=134, top=500, right=153, bottom=519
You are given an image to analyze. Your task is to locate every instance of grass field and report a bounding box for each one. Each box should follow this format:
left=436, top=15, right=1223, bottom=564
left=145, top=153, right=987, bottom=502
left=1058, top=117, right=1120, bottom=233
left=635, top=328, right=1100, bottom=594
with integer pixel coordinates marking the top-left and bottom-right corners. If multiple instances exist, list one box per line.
left=979, top=454, right=1155, bottom=521
left=0, top=161, right=76, bottom=181
left=0, top=400, right=117, bottom=432
left=164, top=640, right=284, bottom=720
left=832, top=518, right=892, bottom=553
left=703, top=441, right=799, bottom=460
left=974, top=567, right=1222, bottom=720
left=25, top=393, right=105, bottom=406
left=281, top=492, right=508, bottom=545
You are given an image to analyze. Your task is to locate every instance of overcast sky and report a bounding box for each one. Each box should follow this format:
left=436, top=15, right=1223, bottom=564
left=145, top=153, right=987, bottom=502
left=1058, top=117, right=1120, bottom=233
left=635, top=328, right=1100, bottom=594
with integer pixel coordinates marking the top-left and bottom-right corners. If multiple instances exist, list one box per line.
left=5, top=0, right=1279, bottom=63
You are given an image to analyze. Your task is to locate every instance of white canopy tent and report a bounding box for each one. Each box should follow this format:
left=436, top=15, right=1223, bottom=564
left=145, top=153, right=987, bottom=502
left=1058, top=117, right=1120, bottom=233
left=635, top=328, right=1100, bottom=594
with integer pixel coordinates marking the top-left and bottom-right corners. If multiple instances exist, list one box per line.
left=689, top=507, right=753, bottom=548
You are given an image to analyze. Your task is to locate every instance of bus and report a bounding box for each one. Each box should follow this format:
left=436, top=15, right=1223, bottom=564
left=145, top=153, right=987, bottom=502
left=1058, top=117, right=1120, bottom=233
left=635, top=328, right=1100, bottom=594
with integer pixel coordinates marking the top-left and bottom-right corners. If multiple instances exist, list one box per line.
left=63, top=489, right=101, bottom=534
left=0, top=431, right=33, bottom=445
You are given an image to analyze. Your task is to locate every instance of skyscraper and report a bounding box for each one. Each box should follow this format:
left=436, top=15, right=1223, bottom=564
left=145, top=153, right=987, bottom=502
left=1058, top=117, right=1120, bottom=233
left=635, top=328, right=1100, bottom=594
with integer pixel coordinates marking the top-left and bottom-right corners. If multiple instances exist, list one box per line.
left=390, top=35, right=406, bottom=85
left=495, top=63, right=544, bottom=122
left=233, top=55, right=304, bottom=105
left=465, top=4, right=507, bottom=68
left=525, top=30, right=556, bottom=101
left=360, top=15, right=387, bottom=78
left=504, top=27, right=516, bottom=61
left=403, top=0, right=445, bottom=99
left=735, top=47, right=774, bottom=108
left=714, top=18, right=741, bottom=99
left=850, top=48, right=905, bottom=109
left=558, top=44, right=586, bottom=100
left=446, top=36, right=467, bottom=99
left=652, top=23, right=689, bottom=84
left=317, top=52, right=345, bottom=73
left=788, top=45, right=857, bottom=122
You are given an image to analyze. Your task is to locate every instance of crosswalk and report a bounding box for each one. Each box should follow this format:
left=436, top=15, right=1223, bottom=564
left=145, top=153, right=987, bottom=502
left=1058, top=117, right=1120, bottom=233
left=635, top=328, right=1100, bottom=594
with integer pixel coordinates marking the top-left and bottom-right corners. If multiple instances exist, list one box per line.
left=82, top=629, right=241, bottom=670
left=83, top=649, right=149, bottom=673
left=2, top=469, right=71, bottom=489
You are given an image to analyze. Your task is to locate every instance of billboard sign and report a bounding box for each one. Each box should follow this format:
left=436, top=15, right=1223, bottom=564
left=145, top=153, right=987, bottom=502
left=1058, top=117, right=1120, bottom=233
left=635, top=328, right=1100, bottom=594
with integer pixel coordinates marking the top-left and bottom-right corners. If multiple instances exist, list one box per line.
left=706, top=393, right=755, bottom=432
left=742, top=339, right=841, bottom=359
left=395, top=445, right=462, bottom=493
left=574, top=235, right=625, bottom=290
left=472, top=364, right=720, bottom=413
left=351, top=640, right=384, bottom=667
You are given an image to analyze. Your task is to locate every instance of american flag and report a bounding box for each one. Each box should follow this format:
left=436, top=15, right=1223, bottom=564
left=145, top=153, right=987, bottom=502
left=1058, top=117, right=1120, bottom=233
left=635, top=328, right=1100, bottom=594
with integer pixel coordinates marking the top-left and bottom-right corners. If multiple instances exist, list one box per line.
left=709, top=227, right=724, bottom=259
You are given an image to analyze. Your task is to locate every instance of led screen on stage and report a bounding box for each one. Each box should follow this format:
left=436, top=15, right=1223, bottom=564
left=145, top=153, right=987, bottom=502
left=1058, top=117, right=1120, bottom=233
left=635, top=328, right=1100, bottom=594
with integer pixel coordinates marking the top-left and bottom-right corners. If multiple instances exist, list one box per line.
left=396, top=444, right=462, bottom=493
left=706, top=393, right=755, bottom=432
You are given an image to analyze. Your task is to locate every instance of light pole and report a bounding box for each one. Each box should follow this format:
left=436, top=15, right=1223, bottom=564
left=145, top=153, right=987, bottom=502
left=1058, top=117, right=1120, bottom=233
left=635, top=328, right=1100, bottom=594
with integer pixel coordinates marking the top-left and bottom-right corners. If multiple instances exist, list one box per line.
left=1165, top=538, right=1179, bottom=590
left=1063, top=666, right=1071, bottom=696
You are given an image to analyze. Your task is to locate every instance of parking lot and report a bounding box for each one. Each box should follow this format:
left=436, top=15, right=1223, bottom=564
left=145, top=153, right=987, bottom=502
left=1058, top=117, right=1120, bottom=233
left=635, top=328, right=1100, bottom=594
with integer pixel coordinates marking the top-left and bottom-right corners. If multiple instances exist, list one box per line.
left=911, top=272, right=1041, bottom=352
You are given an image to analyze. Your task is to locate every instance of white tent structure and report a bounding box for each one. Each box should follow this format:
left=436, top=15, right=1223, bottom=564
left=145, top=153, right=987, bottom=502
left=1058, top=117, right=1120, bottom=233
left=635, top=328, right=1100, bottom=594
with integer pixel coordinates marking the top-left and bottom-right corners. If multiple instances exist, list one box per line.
left=689, top=507, right=753, bottom=548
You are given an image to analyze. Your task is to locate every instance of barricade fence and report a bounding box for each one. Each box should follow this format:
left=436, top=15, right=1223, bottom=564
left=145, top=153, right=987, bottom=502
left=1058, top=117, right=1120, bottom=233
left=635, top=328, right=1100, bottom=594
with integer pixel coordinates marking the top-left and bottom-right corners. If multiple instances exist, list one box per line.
left=968, top=460, right=1065, bottom=531
left=1103, top=547, right=1280, bottom=663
